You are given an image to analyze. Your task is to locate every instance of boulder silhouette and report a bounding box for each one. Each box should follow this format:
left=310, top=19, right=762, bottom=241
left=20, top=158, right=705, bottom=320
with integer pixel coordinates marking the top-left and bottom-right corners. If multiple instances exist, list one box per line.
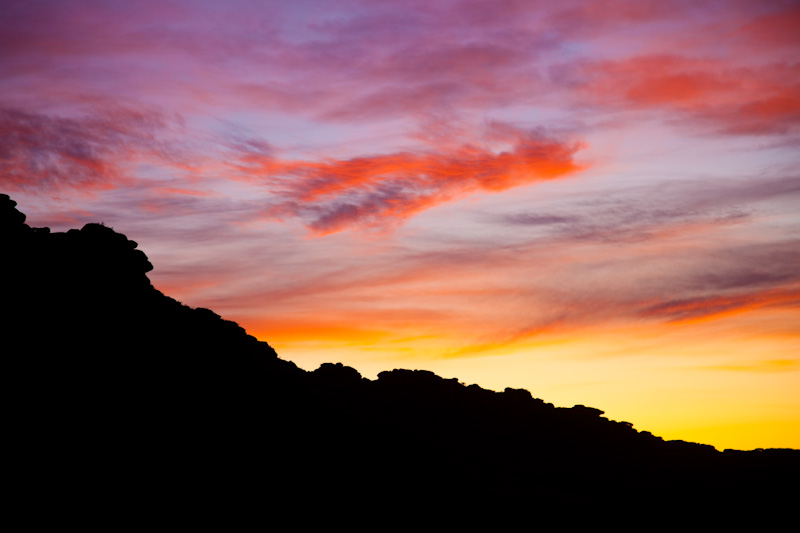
left=2, top=193, right=797, bottom=516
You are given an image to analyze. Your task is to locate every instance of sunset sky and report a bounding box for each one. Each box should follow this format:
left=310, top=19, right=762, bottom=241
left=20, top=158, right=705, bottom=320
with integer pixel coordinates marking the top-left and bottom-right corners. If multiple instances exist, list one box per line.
left=2, top=0, right=798, bottom=450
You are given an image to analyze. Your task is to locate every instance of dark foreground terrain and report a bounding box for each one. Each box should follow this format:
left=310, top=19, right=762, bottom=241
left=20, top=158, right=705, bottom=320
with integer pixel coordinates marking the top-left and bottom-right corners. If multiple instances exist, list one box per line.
left=3, top=193, right=798, bottom=515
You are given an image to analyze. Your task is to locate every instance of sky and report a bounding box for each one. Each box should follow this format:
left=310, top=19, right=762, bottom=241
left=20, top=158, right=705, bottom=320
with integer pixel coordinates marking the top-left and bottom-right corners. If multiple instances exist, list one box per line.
left=2, top=0, right=799, bottom=450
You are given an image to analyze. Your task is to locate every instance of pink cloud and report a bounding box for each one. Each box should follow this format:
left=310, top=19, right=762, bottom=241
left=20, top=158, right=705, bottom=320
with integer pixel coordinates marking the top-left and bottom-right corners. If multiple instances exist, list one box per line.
left=3, top=0, right=796, bottom=135
left=0, top=106, right=170, bottom=191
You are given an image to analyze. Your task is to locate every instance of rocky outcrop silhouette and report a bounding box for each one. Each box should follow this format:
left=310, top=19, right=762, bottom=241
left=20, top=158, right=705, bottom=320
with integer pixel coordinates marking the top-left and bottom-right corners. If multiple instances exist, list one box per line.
left=2, top=193, right=797, bottom=516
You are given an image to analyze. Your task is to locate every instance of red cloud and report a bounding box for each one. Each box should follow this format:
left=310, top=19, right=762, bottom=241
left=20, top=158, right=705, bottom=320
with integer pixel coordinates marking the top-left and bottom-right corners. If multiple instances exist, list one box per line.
left=231, top=125, right=585, bottom=235
left=733, top=3, right=800, bottom=51
left=569, top=54, right=800, bottom=135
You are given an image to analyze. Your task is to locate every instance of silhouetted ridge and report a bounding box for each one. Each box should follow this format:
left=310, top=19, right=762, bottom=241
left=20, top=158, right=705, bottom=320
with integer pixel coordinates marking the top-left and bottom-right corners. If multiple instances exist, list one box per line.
left=2, top=193, right=797, bottom=514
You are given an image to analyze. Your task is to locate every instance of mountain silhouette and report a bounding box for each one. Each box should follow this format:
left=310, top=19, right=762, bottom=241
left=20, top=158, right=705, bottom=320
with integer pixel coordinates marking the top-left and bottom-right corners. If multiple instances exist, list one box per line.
left=3, top=193, right=797, bottom=517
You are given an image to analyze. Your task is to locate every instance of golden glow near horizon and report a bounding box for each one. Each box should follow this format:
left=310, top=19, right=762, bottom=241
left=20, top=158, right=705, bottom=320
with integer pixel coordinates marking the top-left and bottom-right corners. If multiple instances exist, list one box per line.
left=242, top=303, right=800, bottom=451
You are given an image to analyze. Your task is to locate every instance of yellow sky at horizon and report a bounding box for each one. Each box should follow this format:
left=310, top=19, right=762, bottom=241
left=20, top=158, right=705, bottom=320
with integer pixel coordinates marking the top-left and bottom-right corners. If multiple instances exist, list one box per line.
left=248, top=305, right=800, bottom=451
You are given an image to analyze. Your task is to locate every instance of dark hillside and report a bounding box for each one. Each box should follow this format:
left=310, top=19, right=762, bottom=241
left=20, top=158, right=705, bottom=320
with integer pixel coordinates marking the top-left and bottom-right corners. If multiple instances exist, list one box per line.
left=3, top=193, right=797, bottom=513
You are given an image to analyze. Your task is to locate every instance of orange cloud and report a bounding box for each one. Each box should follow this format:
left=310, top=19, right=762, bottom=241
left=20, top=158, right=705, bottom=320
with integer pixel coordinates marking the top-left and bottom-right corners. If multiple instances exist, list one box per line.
left=640, top=288, right=800, bottom=324
left=230, top=124, right=586, bottom=234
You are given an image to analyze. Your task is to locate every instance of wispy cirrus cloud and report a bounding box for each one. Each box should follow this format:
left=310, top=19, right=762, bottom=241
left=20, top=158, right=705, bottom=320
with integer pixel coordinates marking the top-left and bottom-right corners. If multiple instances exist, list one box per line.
left=0, top=103, right=585, bottom=235
left=491, top=172, right=800, bottom=241
left=3, top=2, right=798, bottom=340
left=0, top=106, right=173, bottom=192
left=227, top=123, right=585, bottom=234
left=640, top=289, right=800, bottom=324
left=4, top=0, right=793, bottom=132
left=563, top=55, right=800, bottom=136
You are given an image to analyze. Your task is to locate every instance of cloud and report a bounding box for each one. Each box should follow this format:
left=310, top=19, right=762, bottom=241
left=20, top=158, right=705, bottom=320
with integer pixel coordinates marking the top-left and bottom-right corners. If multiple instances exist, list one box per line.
left=492, top=199, right=748, bottom=245
left=229, top=124, right=585, bottom=234
left=0, top=107, right=170, bottom=191
left=563, top=53, right=800, bottom=136
left=493, top=213, right=580, bottom=226
left=77, top=166, right=795, bottom=357
left=446, top=170, right=800, bottom=347
left=3, top=0, right=797, bottom=141
left=639, top=289, right=800, bottom=324
left=686, top=245, right=800, bottom=293
left=0, top=103, right=585, bottom=237
left=732, top=3, right=800, bottom=52
left=491, top=173, right=800, bottom=243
